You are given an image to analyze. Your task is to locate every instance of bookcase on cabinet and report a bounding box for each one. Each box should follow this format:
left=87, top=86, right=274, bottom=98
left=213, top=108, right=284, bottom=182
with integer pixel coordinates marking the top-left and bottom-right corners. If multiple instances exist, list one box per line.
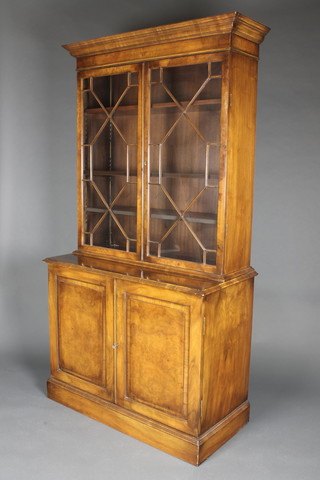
left=44, top=12, right=269, bottom=465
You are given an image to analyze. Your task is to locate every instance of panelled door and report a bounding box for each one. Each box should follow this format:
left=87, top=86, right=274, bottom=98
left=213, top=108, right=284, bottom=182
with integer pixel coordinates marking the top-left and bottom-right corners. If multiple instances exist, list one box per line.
left=115, top=280, right=203, bottom=435
left=48, top=265, right=114, bottom=401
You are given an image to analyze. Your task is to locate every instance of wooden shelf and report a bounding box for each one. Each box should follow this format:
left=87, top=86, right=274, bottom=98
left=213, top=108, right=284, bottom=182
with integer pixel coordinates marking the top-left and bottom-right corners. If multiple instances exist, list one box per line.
left=151, top=99, right=221, bottom=109
left=89, top=170, right=137, bottom=177
left=86, top=206, right=136, bottom=216
left=84, top=170, right=219, bottom=181
left=85, top=105, right=137, bottom=114
left=150, top=172, right=219, bottom=180
left=86, top=206, right=216, bottom=225
left=151, top=208, right=217, bottom=225
left=84, top=98, right=220, bottom=116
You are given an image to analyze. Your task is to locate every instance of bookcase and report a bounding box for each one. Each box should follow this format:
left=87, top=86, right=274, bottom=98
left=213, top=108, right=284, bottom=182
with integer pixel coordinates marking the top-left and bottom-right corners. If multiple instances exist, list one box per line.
left=44, top=12, right=269, bottom=465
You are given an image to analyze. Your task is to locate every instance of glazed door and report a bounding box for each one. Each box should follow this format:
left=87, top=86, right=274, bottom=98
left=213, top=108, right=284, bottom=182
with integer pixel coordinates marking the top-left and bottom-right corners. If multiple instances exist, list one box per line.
left=115, top=280, right=203, bottom=434
left=48, top=265, right=114, bottom=401
left=78, top=63, right=142, bottom=260
left=144, top=54, right=227, bottom=274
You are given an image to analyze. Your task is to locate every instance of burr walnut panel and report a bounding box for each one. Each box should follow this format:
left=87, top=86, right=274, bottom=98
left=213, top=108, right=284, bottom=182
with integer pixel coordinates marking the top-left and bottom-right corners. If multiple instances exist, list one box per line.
left=124, top=296, right=188, bottom=417
left=115, top=280, right=202, bottom=434
left=57, top=277, right=106, bottom=386
left=48, top=267, right=114, bottom=401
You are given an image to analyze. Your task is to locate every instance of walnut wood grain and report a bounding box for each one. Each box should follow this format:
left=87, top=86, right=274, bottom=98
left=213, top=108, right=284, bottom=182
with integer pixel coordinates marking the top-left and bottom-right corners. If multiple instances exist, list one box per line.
left=63, top=12, right=269, bottom=59
left=47, top=377, right=250, bottom=465
left=44, top=13, right=269, bottom=465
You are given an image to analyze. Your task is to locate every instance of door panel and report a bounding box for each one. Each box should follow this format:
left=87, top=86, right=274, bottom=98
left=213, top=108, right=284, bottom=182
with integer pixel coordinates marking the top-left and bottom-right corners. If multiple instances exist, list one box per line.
left=115, top=280, right=202, bottom=434
left=144, top=54, right=228, bottom=274
left=78, top=63, right=143, bottom=261
left=126, top=295, right=189, bottom=418
left=48, top=266, right=114, bottom=401
left=57, top=278, right=105, bottom=385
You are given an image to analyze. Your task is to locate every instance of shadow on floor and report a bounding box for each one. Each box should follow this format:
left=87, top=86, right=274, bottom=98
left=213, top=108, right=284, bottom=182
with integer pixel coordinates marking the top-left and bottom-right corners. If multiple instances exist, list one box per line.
left=19, top=351, right=50, bottom=395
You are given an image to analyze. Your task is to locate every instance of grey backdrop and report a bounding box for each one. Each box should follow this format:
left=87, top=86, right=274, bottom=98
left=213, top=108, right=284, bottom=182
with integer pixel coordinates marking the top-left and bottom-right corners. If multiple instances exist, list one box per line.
left=1, top=0, right=319, bottom=478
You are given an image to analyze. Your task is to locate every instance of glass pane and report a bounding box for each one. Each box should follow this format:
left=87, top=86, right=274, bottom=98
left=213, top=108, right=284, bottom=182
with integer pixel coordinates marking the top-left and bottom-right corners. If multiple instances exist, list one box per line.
left=161, top=220, right=203, bottom=263
left=83, top=180, right=107, bottom=211
left=82, top=71, right=138, bottom=253
left=148, top=61, right=221, bottom=265
left=149, top=102, right=181, bottom=145
left=184, top=187, right=218, bottom=256
left=205, top=251, right=216, bottom=266
left=112, top=182, right=137, bottom=240
left=162, top=63, right=209, bottom=103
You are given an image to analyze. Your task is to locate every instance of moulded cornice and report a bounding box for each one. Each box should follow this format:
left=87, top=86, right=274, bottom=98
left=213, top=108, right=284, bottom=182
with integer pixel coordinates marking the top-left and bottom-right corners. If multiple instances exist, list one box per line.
left=63, top=12, right=270, bottom=58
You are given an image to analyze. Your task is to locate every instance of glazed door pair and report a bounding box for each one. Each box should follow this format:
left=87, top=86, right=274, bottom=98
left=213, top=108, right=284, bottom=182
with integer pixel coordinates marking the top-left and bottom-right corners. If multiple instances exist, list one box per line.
left=79, top=54, right=225, bottom=271
left=49, top=266, right=202, bottom=434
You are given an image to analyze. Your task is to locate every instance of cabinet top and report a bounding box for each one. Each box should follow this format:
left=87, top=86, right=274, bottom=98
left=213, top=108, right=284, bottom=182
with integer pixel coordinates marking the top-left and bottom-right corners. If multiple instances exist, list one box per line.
left=44, top=254, right=257, bottom=295
left=63, top=12, right=270, bottom=59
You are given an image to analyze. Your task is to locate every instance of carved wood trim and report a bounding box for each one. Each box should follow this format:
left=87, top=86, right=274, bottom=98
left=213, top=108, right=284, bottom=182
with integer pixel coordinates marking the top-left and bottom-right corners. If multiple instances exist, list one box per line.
left=63, top=12, right=270, bottom=59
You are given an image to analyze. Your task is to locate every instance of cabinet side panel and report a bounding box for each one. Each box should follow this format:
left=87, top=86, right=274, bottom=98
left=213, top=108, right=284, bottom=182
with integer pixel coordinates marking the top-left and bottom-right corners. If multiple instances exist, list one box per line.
left=224, top=53, right=259, bottom=274
left=201, top=278, right=254, bottom=432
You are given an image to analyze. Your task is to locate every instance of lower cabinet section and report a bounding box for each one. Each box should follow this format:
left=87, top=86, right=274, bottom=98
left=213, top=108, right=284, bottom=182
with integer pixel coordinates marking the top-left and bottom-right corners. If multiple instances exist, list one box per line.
left=46, top=261, right=255, bottom=465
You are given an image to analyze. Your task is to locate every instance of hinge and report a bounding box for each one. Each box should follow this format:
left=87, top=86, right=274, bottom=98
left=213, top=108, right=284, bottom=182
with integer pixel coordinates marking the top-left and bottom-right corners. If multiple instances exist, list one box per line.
left=229, top=93, right=233, bottom=108
left=202, top=316, right=206, bottom=336
left=200, top=399, right=203, bottom=418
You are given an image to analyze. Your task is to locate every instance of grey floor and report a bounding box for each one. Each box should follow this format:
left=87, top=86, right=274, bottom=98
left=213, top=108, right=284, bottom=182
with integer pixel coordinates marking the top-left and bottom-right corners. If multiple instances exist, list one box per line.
left=1, top=320, right=319, bottom=480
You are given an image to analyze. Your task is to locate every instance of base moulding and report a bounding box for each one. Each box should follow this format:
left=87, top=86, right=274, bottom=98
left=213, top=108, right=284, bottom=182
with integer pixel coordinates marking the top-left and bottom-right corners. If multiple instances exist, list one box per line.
left=47, top=377, right=250, bottom=465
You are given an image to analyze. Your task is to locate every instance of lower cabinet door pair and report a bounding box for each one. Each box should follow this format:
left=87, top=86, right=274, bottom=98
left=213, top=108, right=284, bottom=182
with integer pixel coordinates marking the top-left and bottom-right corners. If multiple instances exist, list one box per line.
left=49, top=265, right=203, bottom=435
